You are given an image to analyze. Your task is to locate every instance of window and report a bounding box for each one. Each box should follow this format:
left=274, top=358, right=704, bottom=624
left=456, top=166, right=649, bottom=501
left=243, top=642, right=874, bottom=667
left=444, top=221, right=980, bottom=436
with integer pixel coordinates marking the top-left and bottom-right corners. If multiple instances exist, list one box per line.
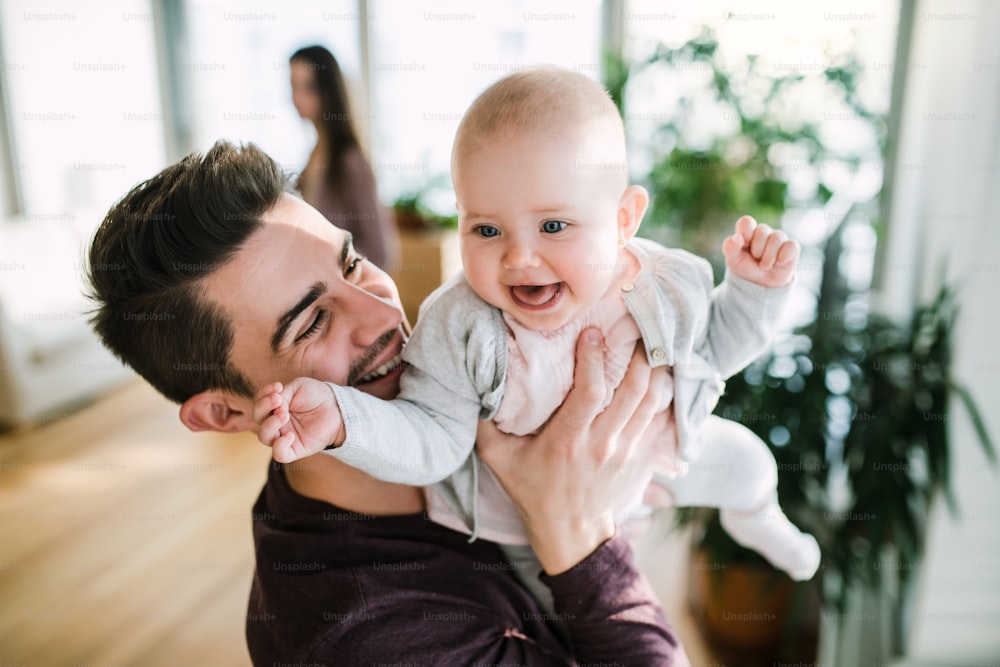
left=367, top=0, right=604, bottom=213
left=0, top=0, right=165, bottom=222
left=182, top=0, right=361, bottom=176
left=621, top=0, right=900, bottom=325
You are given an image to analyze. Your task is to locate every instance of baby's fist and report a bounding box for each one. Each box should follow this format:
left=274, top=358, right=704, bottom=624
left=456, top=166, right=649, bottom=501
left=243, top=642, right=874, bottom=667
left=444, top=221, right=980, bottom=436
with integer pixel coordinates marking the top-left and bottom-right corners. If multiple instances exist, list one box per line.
left=722, top=216, right=799, bottom=288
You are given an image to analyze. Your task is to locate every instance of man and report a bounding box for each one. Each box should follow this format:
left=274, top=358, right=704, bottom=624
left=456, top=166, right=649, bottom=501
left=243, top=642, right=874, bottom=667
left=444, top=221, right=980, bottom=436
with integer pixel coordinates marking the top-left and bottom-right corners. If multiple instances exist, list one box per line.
left=87, top=141, right=689, bottom=665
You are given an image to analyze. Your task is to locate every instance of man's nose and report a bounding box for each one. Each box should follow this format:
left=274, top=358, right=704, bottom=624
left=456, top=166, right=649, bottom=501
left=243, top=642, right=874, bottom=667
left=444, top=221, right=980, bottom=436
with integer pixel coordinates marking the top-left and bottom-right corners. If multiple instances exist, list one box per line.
left=345, top=281, right=403, bottom=347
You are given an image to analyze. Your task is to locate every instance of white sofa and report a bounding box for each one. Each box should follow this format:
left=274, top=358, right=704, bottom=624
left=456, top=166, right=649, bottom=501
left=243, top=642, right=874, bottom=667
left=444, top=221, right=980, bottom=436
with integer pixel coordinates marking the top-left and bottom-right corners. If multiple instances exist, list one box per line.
left=0, top=213, right=135, bottom=426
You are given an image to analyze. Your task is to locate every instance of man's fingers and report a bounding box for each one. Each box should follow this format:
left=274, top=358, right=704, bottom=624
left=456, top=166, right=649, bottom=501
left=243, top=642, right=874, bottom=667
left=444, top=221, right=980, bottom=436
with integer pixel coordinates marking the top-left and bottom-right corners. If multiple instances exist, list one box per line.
left=614, top=364, right=666, bottom=466
left=595, top=343, right=652, bottom=453
left=475, top=420, right=521, bottom=479
left=642, top=480, right=675, bottom=508
left=555, top=328, right=608, bottom=431
left=475, top=420, right=501, bottom=466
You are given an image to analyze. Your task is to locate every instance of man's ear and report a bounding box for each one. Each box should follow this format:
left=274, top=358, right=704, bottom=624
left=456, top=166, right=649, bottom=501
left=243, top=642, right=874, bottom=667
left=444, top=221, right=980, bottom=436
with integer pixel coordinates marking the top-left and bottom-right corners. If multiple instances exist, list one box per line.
left=179, top=391, right=257, bottom=434
left=617, top=185, right=649, bottom=243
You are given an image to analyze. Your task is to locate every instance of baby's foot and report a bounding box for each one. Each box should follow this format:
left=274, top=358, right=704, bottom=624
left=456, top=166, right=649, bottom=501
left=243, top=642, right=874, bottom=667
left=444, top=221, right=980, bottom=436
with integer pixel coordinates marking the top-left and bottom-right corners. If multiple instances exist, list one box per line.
left=721, top=505, right=821, bottom=581
left=767, top=532, right=821, bottom=581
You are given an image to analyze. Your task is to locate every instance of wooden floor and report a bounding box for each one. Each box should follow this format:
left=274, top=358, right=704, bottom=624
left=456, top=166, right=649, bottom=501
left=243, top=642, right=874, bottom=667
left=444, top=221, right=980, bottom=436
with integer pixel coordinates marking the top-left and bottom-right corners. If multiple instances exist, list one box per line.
left=0, top=379, right=269, bottom=666
left=0, top=379, right=717, bottom=666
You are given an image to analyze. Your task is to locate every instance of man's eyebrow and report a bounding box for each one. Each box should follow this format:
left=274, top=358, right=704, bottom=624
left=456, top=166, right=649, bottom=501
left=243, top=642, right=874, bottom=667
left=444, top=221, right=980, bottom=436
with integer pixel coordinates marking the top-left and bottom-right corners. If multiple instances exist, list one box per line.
left=271, top=282, right=326, bottom=353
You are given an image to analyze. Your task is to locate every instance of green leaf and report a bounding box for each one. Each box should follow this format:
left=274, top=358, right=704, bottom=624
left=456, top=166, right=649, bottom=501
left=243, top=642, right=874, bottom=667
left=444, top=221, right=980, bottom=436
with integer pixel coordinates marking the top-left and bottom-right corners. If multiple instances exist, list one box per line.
left=817, top=182, right=833, bottom=203
left=950, top=381, right=997, bottom=464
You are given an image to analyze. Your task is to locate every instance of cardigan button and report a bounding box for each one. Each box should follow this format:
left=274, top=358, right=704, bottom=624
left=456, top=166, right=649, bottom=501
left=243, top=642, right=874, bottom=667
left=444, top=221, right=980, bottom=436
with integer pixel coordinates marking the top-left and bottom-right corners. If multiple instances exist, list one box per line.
left=621, top=282, right=635, bottom=292
left=651, top=348, right=666, bottom=361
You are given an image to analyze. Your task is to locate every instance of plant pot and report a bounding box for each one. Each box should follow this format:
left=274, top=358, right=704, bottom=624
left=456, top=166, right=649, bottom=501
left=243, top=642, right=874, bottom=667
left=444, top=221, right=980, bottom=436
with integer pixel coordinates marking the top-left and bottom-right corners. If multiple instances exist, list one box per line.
left=687, top=548, right=795, bottom=650
left=392, top=206, right=427, bottom=231
left=687, top=547, right=822, bottom=665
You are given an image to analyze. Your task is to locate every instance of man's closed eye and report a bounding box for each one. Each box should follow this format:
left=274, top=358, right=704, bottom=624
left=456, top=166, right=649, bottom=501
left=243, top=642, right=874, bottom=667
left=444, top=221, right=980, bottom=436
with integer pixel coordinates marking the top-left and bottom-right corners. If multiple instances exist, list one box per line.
left=297, top=310, right=327, bottom=342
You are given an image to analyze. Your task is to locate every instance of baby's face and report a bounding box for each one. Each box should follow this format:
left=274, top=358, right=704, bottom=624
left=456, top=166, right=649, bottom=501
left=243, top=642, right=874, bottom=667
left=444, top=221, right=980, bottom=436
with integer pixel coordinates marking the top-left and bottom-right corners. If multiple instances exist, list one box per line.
left=454, top=127, right=628, bottom=331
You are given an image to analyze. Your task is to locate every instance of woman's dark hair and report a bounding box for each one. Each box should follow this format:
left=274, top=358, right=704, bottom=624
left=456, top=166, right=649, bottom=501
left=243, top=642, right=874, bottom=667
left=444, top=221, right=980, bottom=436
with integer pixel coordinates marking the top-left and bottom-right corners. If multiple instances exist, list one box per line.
left=290, top=45, right=362, bottom=197
left=86, top=141, right=287, bottom=403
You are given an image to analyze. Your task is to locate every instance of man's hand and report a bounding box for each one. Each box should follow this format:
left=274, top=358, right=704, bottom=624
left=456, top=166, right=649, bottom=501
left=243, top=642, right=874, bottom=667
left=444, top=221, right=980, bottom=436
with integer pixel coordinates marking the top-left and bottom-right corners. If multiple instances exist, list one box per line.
left=722, top=215, right=800, bottom=288
left=476, top=328, right=671, bottom=574
left=252, top=379, right=347, bottom=463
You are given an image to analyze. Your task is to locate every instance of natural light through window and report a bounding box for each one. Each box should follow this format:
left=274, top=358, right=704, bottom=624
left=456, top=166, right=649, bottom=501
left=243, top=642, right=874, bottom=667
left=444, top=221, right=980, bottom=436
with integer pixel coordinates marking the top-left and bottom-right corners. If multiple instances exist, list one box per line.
left=0, top=0, right=165, bottom=221
left=367, top=0, right=603, bottom=213
left=183, top=0, right=362, bottom=173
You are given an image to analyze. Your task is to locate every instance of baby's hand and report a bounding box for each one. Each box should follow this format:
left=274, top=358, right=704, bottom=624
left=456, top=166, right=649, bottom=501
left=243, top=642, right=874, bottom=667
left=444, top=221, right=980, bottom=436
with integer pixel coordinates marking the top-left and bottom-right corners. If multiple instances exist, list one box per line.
left=252, top=379, right=346, bottom=463
left=722, top=216, right=800, bottom=288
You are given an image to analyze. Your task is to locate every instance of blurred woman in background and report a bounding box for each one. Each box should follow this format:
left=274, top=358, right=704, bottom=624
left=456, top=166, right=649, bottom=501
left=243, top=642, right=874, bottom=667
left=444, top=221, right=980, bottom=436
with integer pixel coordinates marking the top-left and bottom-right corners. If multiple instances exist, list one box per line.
left=289, top=45, right=399, bottom=271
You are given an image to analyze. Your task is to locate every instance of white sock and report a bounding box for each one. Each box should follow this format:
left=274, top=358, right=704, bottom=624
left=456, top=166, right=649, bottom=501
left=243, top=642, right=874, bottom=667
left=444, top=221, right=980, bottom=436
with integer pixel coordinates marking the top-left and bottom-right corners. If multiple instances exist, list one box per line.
left=721, top=501, right=821, bottom=581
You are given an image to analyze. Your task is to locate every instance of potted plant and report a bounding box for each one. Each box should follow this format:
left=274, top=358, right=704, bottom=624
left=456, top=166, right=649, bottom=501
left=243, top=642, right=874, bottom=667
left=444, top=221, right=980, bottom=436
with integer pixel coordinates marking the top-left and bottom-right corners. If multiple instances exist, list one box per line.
left=389, top=180, right=460, bottom=324
left=607, top=28, right=884, bottom=268
left=390, top=173, right=458, bottom=231
left=391, top=191, right=457, bottom=231
left=682, top=215, right=995, bottom=660
left=608, top=30, right=995, bottom=660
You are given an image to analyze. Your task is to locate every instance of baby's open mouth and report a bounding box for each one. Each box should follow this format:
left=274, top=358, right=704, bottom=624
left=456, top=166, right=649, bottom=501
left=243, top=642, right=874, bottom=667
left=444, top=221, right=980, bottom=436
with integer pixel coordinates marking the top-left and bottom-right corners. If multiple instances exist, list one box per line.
left=510, top=283, right=564, bottom=310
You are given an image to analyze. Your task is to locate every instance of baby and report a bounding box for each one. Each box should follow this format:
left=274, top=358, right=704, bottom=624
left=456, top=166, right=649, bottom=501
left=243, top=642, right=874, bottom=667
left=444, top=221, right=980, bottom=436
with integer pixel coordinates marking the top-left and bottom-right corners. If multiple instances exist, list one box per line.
left=254, top=67, right=821, bottom=588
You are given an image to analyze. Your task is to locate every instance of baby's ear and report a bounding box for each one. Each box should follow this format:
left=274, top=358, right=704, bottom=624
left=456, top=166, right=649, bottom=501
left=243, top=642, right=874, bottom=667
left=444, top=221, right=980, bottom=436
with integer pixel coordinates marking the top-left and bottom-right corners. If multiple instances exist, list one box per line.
left=617, top=185, right=649, bottom=242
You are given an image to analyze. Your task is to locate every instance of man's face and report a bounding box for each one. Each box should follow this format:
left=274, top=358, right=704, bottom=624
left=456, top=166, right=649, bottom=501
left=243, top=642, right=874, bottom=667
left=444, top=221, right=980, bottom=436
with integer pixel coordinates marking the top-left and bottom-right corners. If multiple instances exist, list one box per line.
left=201, top=194, right=408, bottom=400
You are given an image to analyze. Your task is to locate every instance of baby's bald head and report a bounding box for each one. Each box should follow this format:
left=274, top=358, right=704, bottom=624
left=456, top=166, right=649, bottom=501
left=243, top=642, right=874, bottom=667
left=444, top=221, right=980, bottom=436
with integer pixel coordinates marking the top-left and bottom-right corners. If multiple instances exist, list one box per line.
left=452, top=67, right=629, bottom=191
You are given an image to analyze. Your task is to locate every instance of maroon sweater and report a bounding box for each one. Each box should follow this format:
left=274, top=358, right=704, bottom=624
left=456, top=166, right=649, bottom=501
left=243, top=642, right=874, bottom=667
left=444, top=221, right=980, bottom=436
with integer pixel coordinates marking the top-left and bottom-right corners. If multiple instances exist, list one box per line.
left=246, top=462, right=688, bottom=665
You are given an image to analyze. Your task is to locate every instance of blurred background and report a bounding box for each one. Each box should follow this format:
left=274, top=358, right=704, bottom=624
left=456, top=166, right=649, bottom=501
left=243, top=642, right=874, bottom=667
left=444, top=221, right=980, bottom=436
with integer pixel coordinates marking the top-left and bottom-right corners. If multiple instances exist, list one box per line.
left=0, top=0, right=997, bottom=665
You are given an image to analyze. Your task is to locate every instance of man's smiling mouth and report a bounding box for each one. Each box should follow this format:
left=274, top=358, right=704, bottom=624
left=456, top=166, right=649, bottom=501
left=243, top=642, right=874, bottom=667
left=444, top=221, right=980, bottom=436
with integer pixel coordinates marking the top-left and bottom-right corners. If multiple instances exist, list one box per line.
left=358, top=352, right=403, bottom=383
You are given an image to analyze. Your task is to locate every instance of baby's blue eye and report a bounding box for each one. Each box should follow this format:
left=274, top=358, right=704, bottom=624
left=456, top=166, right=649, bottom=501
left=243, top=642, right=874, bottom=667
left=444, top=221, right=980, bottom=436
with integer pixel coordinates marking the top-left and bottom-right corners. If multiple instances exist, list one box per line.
left=477, top=225, right=500, bottom=238
left=541, top=220, right=567, bottom=234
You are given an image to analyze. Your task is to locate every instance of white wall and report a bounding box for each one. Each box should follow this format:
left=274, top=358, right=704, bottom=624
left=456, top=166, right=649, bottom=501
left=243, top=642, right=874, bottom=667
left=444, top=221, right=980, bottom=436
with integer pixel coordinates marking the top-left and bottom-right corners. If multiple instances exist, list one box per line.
left=880, top=0, right=1000, bottom=661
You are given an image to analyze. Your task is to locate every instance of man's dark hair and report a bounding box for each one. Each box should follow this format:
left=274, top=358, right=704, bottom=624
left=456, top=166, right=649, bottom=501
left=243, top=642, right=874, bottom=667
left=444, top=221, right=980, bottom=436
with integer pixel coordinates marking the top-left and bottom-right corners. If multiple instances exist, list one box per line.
left=87, top=140, right=287, bottom=403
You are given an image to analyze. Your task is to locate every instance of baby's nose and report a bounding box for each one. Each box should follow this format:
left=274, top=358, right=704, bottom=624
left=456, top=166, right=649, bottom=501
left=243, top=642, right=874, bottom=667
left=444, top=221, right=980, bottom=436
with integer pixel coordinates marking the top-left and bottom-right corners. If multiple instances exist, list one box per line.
left=502, top=241, right=540, bottom=269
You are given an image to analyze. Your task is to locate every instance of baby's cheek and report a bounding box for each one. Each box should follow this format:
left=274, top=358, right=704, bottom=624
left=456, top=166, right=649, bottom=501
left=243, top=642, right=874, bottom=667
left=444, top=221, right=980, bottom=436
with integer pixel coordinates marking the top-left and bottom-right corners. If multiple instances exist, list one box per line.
left=468, top=274, right=507, bottom=311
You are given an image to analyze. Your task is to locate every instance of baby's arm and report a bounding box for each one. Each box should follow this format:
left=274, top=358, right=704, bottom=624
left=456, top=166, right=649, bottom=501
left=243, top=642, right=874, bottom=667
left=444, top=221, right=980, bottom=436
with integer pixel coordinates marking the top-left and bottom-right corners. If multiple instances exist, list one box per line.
left=700, top=216, right=800, bottom=378
left=325, top=366, right=483, bottom=485
left=250, top=366, right=481, bottom=483
left=321, top=278, right=505, bottom=486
